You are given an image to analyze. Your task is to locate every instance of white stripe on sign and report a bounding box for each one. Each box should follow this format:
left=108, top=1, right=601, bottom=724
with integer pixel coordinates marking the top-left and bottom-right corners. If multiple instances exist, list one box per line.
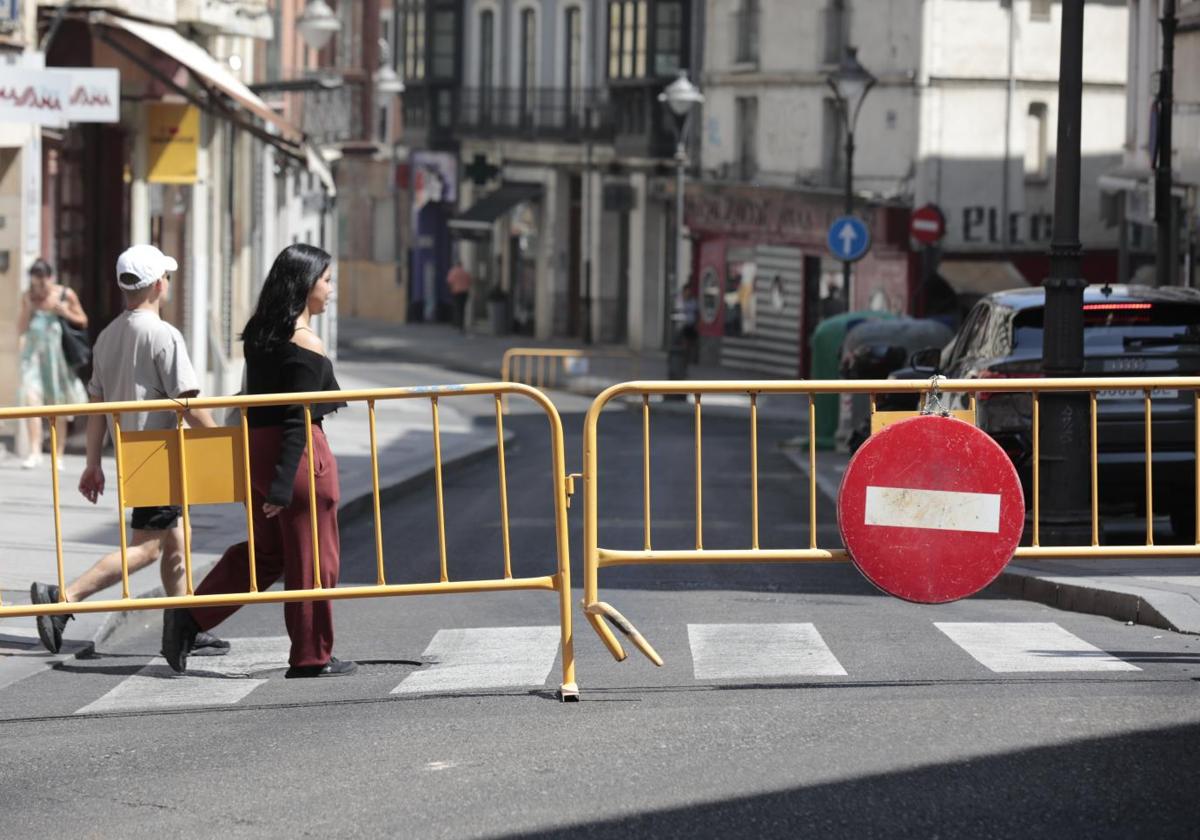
left=912, top=218, right=941, bottom=232
left=864, top=485, right=1001, bottom=533
left=76, top=637, right=290, bottom=715
left=392, top=626, right=560, bottom=695
left=688, top=623, right=847, bottom=680
left=935, top=623, right=1140, bottom=673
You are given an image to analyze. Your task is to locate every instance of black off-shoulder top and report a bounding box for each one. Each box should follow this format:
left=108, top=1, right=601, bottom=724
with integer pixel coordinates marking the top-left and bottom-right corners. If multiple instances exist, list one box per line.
left=246, top=343, right=347, bottom=506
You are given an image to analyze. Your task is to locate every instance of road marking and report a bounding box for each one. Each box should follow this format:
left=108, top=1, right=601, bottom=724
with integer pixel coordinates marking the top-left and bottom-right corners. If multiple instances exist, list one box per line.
left=75, top=637, right=290, bottom=715
left=687, top=623, right=847, bottom=680
left=391, top=626, right=560, bottom=695
left=865, top=486, right=1001, bottom=533
left=935, top=623, right=1141, bottom=673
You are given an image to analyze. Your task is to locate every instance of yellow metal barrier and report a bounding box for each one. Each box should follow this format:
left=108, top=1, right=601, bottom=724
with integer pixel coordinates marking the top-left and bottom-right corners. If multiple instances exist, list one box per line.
left=1, top=382, right=579, bottom=701
left=500, top=347, right=641, bottom=410
left=582, top=377, right=1200, bottom=665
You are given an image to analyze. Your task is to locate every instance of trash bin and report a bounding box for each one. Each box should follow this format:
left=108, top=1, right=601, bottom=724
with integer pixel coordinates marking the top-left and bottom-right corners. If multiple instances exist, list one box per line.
left=809, top=310, right=897, bottom=450
left=487, top=292, right=510, bottom=336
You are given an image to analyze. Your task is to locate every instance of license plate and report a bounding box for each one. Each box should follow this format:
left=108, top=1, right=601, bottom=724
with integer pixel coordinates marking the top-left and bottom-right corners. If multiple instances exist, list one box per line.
left=1097, top=389, right=1179, bottom=400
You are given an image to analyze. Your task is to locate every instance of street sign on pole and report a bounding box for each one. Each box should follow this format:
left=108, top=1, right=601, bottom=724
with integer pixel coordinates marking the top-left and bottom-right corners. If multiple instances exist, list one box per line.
left=826, top=215, right=870, bottom=262
left=910, top=204, right=946, bottom=245
left=837, top=414, right=1025, bottom=603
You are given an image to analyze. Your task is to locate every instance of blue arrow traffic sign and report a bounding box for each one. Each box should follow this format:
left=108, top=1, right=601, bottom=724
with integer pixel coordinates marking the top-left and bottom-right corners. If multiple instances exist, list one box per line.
left=827, top=215, right=871, bottom=263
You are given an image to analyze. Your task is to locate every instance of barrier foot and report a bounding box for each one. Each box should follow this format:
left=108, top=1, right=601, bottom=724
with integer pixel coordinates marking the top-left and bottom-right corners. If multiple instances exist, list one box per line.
left=558, top=682, right=580, bottom=702
left=585, top=608, right=627, bottom=661
left=585, top=601, right=663, bottom=667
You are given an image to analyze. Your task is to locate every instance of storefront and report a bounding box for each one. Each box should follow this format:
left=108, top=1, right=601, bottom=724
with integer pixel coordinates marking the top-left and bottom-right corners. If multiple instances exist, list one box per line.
left=39, top=13, right=332, bottom=389
left=684, top=182, right=911, bottom=377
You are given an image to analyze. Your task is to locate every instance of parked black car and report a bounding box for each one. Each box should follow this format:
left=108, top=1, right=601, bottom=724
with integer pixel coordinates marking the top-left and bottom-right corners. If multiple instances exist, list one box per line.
left=883, top=285, right=1200, bottom=538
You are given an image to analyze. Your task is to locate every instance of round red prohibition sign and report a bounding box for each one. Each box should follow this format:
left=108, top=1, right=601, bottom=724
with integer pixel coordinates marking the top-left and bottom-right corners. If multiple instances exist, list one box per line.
left=837, top=415, right=1025, bottom=604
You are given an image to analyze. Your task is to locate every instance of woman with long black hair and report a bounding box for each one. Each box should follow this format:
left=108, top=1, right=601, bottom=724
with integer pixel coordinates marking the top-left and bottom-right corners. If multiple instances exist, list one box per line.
left=161, top=244, right=355, bottom=678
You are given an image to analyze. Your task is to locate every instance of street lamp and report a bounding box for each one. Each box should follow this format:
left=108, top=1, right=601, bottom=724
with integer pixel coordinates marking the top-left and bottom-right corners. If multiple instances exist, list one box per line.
left=659, top=71, right=704, bottom=346
left=297, top=0, right=341, bottom=52
left=374, top=39, right=405, bottom=102
left=825, top=46, right=876, bottom=310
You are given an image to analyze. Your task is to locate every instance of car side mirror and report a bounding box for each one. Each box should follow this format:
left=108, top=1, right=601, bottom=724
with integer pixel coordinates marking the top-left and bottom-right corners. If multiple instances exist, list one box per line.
left=908, top=346, right=941, bottom=373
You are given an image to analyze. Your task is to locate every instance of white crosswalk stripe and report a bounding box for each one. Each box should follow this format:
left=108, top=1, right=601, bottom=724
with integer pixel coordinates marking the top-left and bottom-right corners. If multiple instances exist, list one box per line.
left=75, top=637, right=291, bottom=715
left=687, top=623, right=848, bottom=680
left=935, top=622, right=1141, bottom=673
left=391, top=626, right=561, bottom=695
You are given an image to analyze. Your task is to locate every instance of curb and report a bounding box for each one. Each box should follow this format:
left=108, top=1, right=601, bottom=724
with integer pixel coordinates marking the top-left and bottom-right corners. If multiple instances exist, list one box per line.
left=989, top=565, right=1200, bottom=635
left=83, top=435, right=507, bottom=655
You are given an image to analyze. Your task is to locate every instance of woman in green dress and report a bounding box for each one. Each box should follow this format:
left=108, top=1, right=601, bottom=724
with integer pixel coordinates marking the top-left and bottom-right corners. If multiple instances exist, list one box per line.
left=17, top=260, right=89, bottom=469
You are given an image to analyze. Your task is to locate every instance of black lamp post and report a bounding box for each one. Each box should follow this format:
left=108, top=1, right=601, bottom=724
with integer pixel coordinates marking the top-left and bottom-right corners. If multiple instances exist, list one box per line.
left=825, top=47, right=876, bottom=310
left=659, top=71, right=704, bottom=338
left=1041, top=0, right=1091, bottom=544
left=1155, top=0, right=1178, bottom=287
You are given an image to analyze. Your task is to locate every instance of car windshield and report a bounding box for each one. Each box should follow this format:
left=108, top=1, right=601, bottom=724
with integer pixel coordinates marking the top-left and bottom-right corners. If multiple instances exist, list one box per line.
left=1012, top=303, right=1200, bottom=352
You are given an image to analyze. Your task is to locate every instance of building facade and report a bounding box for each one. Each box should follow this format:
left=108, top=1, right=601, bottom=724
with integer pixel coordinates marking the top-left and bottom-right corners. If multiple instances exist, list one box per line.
left=693, top=0, right=1128, bottom=375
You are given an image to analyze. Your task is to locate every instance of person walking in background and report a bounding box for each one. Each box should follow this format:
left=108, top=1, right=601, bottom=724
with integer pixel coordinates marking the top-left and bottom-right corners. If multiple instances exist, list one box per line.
left=447, top=260, right=473, bottom=332
left=162, top=244, right=356, bottom=679
left=17, top=259, right=89, bottom=470
left=29, top=245, right=229, bottom=659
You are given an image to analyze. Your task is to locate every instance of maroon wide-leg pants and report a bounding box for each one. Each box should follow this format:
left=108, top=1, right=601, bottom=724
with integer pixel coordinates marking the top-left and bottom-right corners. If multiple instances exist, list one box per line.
left=189, top=425, right=340, bottom=668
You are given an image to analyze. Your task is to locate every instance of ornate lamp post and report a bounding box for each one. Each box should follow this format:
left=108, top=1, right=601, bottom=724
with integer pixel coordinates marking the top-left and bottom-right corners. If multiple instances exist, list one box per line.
left=825, top=47, right=876, bottom=309
left=658, top=71, right=704, bottom=341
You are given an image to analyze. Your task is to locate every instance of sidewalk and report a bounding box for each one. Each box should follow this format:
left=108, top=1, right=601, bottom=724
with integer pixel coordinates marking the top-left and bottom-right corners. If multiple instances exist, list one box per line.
left=0, top=364, right=501, bottom=690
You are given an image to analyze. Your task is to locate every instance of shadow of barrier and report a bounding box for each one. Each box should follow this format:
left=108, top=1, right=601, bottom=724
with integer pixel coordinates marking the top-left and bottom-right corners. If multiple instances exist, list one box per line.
left=581, top=377, right=1200, bottom=665
left=0, top=382, right=579, bottom=701
left=500, top=347, right=643, bottom=410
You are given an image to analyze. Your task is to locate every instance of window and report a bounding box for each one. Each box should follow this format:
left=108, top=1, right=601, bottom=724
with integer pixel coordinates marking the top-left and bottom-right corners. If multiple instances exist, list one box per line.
left=1030, top=0, right=1051, bottom=22
left=565, top=6, right=583, bottom=118
left=1025, top=102, right=1049, bottom=180
left=520, top=8, right=537, bottom=122
left=430, top=8, right=456, bottom=78
left=655, top=0, right=685, bottom=76
left=736, top=96, right=758, bottom=180
left=733, top=0, right=759, bottom=64
left=822, top=97, right=844, bottom=188
left=607, top=0, right=647, bottom=80
left=479, top=9, right=495, bottom=89
left=823, top=0, right=846, bottom=65
left=403, top=3, right=426, bottom=80
left=565, top=7, right=582, bottom=92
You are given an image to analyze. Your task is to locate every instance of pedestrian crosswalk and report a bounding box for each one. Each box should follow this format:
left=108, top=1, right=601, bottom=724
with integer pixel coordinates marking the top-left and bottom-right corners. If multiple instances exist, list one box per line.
left=54, top=621, right=1149, bottom=716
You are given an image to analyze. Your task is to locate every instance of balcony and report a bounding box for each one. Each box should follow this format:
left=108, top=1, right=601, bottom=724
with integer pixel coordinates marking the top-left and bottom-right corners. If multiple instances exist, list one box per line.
left=404, top=87, right=613, bottom=147
left=299, top=79, right=367, bottom=148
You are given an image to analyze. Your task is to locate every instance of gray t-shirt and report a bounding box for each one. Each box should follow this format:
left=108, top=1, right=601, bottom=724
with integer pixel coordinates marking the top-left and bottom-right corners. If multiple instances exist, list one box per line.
left=87, top=310, right=201, bottom=436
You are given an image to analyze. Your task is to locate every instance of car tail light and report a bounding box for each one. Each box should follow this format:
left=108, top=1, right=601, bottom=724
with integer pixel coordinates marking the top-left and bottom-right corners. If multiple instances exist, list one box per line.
left=1083, top=302, right=1153, bottom=325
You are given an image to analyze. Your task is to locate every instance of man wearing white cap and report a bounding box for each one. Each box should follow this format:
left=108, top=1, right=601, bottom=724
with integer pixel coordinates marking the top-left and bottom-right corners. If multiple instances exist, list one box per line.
left=29, top=245, right=230, bottom=657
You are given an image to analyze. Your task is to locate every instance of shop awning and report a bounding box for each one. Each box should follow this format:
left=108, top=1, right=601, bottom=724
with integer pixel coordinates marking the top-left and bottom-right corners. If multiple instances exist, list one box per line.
left=937, top=260, right=1028, bottom=296
left=449, top=182, right=543, bottom=235
left=90, top=12, right=335, bottom=196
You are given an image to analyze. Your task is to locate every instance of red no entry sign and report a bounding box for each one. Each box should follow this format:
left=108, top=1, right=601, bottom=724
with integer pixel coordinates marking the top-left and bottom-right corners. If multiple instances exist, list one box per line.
left=910, top=204, right=946, bottom=245
left=837, top=415, right=1025, bottom=603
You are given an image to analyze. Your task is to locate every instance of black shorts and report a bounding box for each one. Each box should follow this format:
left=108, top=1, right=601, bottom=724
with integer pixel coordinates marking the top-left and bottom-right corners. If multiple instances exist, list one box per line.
left=130, top=505, right=182, bottom=531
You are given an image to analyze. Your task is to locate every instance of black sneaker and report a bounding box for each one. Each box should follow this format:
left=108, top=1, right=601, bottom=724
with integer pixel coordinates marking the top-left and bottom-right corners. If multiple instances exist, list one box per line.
left=284, top=657, right=358, bottom=679
left=30, top=582, right=73, bottom=655
left=160, top=609, right=200, bottom=674
left=190, top=631, right=231, bottom=657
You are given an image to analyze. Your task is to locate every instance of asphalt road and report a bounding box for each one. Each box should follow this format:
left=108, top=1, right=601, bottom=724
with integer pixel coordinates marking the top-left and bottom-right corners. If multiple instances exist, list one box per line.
left=0, top=359, right=1198, bottom=838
